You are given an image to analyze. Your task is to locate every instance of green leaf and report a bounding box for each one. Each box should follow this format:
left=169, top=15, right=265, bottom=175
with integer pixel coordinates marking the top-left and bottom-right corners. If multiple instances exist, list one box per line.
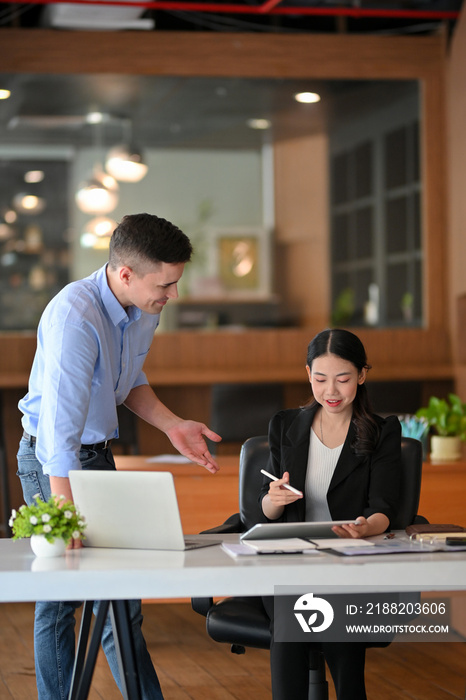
left=9, top=494, right=86, bottom=543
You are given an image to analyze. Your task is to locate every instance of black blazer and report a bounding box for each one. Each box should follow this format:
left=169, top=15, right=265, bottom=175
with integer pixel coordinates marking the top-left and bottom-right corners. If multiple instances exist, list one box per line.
left=259, top=405, right=401, bottom=526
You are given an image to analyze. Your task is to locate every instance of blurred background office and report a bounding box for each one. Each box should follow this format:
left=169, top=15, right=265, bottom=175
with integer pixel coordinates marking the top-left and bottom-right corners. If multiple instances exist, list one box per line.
left=1, top=6, right=466, bottom=518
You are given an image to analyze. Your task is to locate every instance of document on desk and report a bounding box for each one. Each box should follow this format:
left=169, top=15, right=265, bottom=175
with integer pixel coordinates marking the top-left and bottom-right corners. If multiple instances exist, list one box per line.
left=221, top=538, right=319, bottom=558
left=147, top=454, right=192, bottom=463
left=327, top=540, right=441, bottom=556
left=245, top=538, right=318, bottom=553
left=311, top=538, right=375, bottom=550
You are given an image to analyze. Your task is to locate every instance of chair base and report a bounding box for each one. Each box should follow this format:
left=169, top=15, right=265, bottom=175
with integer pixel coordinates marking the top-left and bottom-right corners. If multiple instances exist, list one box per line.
left=204, top=597, right=329, bottom=700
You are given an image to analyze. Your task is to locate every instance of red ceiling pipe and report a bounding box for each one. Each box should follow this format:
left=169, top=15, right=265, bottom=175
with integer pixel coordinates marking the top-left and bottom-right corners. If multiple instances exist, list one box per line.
left=258, top=0, right=284, bottom=12
left=0, top=0, right=460, bottom=18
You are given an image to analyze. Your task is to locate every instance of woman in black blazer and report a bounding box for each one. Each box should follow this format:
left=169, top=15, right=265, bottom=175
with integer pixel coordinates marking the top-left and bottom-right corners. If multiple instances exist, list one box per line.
left=260, top=328, right=402, bottom=700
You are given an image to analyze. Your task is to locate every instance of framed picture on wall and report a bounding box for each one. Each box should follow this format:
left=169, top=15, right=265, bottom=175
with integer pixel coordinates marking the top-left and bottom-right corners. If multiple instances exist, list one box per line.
left=206, top=226, right=272, bottom=298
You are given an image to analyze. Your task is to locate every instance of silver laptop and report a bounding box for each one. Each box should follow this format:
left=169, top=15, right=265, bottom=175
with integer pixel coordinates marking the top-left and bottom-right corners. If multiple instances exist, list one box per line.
left=69, top=470, right=219, bottom=551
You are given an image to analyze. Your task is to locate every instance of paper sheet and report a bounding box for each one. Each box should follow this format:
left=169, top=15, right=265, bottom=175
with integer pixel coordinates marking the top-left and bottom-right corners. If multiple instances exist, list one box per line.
left=147, top=454, right=193, bottom=463
left=244, top=538, right=318, bottom=553
left=221, top=539, right=319, bottom=557
left=311, top=538, right=375, bottom=549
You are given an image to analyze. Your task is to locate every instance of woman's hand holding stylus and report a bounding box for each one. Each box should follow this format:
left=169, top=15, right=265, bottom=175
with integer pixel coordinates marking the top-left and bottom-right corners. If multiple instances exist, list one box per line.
left=266, top=471, right=303, bottom=506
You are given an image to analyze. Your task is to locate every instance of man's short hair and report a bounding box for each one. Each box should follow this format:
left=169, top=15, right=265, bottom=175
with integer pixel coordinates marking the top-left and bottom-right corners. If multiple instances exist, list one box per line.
left=108, top=213, right=193, bottom=274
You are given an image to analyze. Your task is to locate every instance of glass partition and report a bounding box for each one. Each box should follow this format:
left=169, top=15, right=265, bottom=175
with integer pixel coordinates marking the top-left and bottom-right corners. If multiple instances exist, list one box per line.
left=0, top=73, right=420, bottom=331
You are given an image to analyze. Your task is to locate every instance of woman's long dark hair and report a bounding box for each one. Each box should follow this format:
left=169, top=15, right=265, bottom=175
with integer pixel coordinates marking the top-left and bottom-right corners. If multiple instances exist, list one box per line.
left=305, top=328, right=379, bottom=455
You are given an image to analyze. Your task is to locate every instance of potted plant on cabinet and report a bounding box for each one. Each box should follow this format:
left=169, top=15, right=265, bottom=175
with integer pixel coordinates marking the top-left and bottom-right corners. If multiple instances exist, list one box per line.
left=416, top=393, right=466, bottom=461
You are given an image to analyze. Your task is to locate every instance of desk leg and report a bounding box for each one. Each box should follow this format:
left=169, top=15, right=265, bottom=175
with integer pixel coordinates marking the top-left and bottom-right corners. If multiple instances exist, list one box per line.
left=69, top=600, right=109, bottom=700
left=110, top=600, right=142, bottom=700
left=69, top=600, right=94, bottom=697
left=68, top=600, right=142, bottom=700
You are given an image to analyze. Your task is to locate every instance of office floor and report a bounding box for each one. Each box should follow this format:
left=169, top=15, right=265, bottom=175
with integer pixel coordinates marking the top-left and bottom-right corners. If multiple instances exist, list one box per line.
left=0, top=602, right=465, bottom=700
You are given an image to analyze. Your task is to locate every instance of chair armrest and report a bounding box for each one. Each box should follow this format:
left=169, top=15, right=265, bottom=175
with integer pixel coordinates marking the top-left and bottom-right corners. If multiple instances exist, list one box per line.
left=413, top=515, right=429, bottom=524
left=200, top=512, right=243, bottom=534
left=193, top=514, right=244, bottom=617
left=191, top=597, right=214, bottom=617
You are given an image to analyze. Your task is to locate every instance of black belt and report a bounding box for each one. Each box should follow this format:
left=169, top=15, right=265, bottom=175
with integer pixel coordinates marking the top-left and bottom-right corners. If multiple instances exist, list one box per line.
left=22, top=431, right=112, bottom=451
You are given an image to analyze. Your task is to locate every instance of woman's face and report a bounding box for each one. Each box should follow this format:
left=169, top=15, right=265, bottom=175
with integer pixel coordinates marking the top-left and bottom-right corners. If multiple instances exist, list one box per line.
left=306, top=352, right=366, bottom=418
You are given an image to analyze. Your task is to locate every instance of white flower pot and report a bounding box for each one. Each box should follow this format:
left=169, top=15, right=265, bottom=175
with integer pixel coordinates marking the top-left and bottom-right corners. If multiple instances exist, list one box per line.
left=430, top=435, right=462, bottom=462
left=30, top=534, right=67, bottom=558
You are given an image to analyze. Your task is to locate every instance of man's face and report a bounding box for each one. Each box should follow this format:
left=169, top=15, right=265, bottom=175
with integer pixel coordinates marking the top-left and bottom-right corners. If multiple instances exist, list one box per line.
left=121, top=261, right=185, bottom=314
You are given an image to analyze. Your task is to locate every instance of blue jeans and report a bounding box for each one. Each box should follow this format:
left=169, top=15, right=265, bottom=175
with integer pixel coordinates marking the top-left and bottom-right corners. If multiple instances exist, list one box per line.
left=17, top=437, right=164, bottom=700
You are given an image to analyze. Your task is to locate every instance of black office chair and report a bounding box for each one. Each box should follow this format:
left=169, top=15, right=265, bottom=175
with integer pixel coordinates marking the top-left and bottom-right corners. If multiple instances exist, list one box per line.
left=192, top=434, right=426, bottom=700
left=115, top=404, right=140, bottom=455
left=208, top=383, right=283, bottom=454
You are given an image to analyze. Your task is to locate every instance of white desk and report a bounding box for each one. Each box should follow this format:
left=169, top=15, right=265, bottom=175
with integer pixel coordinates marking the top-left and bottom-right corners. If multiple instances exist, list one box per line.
left=2, top=535, right=466, bottom=700
left=2, top=534, right=466, bottom=603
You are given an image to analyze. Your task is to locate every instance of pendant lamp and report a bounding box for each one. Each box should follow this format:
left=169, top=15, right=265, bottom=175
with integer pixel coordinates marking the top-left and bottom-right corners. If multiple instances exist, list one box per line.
left=75, top=170, right=119, bottom=215
left=105, top=143, right=148, bottom=183
left=12, top=192, right=46, bottom=215
left=80, top=216, right=117, bottom=249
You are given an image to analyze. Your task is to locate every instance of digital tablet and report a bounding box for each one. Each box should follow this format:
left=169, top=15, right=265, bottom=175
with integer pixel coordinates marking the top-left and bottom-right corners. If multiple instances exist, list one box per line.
left=240, top=520, right=359, bottom=541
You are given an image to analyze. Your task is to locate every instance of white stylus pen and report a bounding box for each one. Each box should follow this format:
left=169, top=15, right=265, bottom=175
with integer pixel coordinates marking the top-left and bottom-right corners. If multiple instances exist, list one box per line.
left=260, top=469, right=303, bottom=496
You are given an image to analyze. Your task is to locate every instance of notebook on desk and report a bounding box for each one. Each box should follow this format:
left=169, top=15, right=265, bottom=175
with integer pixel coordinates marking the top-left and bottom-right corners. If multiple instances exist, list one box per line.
left=69, top=470, right=218, bottom=551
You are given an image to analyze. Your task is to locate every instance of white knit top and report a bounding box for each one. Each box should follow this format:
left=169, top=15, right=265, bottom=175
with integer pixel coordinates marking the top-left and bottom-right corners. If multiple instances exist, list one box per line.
left=305, top=429, right=343, bottom=522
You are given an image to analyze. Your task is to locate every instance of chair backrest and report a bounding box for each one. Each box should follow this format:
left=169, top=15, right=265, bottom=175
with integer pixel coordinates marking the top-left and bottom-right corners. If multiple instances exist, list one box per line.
left=238, top=435, right=270, bottom=530
left=391, top=436, right=423, bottom=529
left=237, top=434, right=423, bottom=532
left=115, top=404, right=140, bottom=455
left=209, top=384, right=283, bottom=444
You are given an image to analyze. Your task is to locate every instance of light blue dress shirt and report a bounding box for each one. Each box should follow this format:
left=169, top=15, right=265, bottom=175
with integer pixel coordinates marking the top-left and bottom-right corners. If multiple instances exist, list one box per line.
left=19, top=264, right=160, bottom=477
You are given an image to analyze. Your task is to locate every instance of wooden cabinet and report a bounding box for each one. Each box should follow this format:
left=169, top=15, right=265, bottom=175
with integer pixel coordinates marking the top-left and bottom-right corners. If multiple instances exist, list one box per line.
left=418, top=457, right=466, bottom=526
left=115, top=455, right=240, bottom=534
left=115, top=453, right=466, bottom=535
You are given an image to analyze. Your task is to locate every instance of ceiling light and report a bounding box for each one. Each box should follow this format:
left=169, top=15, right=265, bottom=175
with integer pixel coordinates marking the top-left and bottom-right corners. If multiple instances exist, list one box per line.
left=24, top=170, right=45, bottom=184
left=80, top=217, right=116, bottom=250
left=294, top=92, right=321, bottom=104
left=80, top=232, right=98, bottom=248
left=86, top=111, right=105, bottom=124
left=247, top=118, right=271, bottom=130
left=105, top=144, right=148, bottom=183
left=80, top=232, right=111, bottom=250
left=12, top=193, right=46, bottom=215
left=0, top=224, right=13, bottom=240
left=0, top=89, right=11, bottom=100
left=4, top=209, right=17, bottom=224
left=41, top=4, right=154, bottom=31
left=75, top=170, right=119, bottom=214
left=84, top=216, right=117, bottom=238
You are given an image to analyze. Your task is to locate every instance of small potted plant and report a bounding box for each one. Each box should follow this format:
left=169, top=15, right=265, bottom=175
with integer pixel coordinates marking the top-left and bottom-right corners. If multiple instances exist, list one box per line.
left=415, top=393, right=466, bottom=461
left=9, top=494, right=86, bottom=557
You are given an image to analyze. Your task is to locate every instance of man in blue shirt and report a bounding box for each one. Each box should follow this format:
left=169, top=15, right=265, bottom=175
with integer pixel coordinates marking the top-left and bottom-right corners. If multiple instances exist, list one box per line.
left=17, top=213, right=221, bottom=700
